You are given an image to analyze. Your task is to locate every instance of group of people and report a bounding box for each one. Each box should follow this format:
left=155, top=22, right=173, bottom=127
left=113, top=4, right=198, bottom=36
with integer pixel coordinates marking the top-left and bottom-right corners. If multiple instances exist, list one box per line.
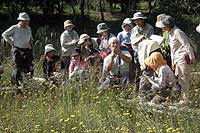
left=1, top=11, right=200, bottom=105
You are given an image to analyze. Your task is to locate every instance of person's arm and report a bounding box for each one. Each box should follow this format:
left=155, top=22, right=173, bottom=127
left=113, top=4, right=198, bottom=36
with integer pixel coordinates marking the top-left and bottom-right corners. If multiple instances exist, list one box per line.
left=69, top=62, right=75, bottom=79
left=118, top=51, right=131, bottom=63
left=2, top=26, right=15, bottom=45
left=145, top=68, right=166, bottom=88
left=175, top=29, right=195, bottom=61
left=105, top=54, right=115, bottom=72
left=60, top=33, right=77, bottom=49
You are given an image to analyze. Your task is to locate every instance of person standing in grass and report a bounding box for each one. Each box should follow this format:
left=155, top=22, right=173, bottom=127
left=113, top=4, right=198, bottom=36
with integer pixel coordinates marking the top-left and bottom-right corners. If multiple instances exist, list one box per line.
left=131, top=12, right=154, bottom=38
left=2, top=12, right=34, bottom=86
left=143, top=52, right=176, bottom=103
left=60, top=20, right=79, bottom=73
left=156, top=15, right=196, bottom=104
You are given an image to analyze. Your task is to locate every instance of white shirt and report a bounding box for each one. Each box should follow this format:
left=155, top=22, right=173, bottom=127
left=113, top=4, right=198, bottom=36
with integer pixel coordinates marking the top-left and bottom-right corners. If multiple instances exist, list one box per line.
left=2, top=24, right=32, bottom=48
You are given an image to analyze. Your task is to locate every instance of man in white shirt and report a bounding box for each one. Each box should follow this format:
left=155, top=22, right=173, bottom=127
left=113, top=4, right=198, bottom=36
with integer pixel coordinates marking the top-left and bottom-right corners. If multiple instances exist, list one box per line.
left=99, top=37, right=132, bottom=92
left=2, top=12, right=34, bottom=86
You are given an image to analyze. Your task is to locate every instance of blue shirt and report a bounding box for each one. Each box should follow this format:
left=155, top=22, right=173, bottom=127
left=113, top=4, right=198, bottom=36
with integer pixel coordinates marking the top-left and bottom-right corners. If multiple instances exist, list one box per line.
left=117, top=31, right=131, bottom=46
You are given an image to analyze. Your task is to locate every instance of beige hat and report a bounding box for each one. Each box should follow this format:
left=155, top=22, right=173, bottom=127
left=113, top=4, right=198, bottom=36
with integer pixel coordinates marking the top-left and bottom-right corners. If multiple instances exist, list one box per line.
left=121, top=18, right=133, bottom=29
left=146, top=40, right=160, bottom=56
left=64, top=20, right=74, bottom=29
left=45, top=44, right=56, bottom=54
left=132, top=12, right=147, bottom=20
left=78, top=34, right=90, bottom=44
left=96, top=23, right=110, bottom=34
left=156, top=15, right=175, bottom=28
left=196, top=24, right=200, bottom=33
left=17, top=12, right=30, bottom=21
left=155, top=14, right=166, bottom=28
left=131, top=34, right=145, bottom=45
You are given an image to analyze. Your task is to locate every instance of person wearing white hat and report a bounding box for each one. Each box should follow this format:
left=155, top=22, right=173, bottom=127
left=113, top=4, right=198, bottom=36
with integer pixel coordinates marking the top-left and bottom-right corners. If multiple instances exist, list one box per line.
left=42, top=44, right=60, bottom=79
left=117, top=18, right=136, bottom=83
left=156, top=15, right=196, bottom=105
left=96, top=23, right=115, bottom=51
left=155, top=14, right=172, bottom=67
left=2, top=12, right=33, bottom=86
left=98, top=37, right=132, bottom=92
left=60, top=20, right=79, bottom=72
left=196, top=24, right=200, bottom=33
left=131, top=12, right=154, bottom=38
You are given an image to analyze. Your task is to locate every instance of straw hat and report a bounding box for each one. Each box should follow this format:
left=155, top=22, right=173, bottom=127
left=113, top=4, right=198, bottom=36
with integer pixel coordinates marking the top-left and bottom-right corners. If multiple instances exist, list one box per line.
left=196, top=24, right=200, bottom=33
left=78, top=34, right=90, bottom=45
left=64, top=20, right=74, bottom=29
left=17, top=12, right=30, bottom=21
left=131, top=34, right=145, bottom=45
left=132, top=12, right=147, bottom=20
left=45, top=44, right=56, bottom=54
left=96, top=23, right=110, bottom=34
left=121, top=18, right=133, bottom=29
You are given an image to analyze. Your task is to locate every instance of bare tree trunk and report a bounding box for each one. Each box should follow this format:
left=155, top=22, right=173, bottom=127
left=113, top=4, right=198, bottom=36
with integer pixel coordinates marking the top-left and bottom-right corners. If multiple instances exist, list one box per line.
left=80, top=0, right=85, bottom=17
left=99, top=0, right=104, bottom=21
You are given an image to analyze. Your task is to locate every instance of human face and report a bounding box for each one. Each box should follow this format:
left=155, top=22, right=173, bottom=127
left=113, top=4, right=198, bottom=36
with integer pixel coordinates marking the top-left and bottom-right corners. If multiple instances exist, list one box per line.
left=66, top=25, right=74, bottom=31
left=72, top=54, right=80, bottom=62
left=100, top=31, right=108, bottom=38
left=47, top=51, right=55, bottom=58
left=124, top=24, right=133, bottom=32
left=161, top=26, right=171, bottom=33
left=19, top=20, right=29, bottom=28
left=134, top=19, right=144, bottom=27
left=83, top=38, right=91, bottom=49
left=109, top=40, right=119, bottom=50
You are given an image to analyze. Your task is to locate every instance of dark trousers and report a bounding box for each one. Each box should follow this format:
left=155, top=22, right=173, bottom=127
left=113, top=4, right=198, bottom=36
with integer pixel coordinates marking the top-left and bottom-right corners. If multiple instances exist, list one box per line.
left=11, top=47, right=34, bottom=86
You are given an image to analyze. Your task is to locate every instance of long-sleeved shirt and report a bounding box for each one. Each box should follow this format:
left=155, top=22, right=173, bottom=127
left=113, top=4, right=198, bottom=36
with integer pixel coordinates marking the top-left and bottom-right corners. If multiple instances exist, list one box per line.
left=147, top=65, right=176, bottom=88
left=169, top=26, right=195, bottom=65
left=99, top=33, right=115, bottom=51
left=2, top=24, right=32, bottom=48
left=60, top=29, right=79, bottom=56
left=117, top=31, right=131, bottom=45
left=131, top=23, right=154, bottom=38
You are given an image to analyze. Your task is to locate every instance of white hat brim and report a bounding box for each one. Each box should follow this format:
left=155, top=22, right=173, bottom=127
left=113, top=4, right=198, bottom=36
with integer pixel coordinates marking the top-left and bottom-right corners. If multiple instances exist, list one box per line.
left=155, top=21, right=165, bottom=28
left=196, top=25, right=200, bottom=33
left=17, top=17, right=30, bottom=21
left=132, top=17, right=147, bottom=20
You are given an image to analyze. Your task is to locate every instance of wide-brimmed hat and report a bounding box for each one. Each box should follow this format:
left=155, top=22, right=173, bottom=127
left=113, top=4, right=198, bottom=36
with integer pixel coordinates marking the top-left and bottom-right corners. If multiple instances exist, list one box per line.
left=17, top=12, right=30, bottom=21
left=155, top=14, right=166, bottom=28
left=78, top=34, right=90, bottom=45
left=45, top=44, right=56, bottom=54
left=144, top=52, right=166, bottom=70
left=132, top=12, right=147, bottom=20
left=96, top=23, right=110, bottom=34
left=156, top=15, right=175, bottom=28
left=64, top=20, right=74, bottom=29
left=131, top=34, right=145, bottom=45
left=121, top=18, right=133, bottom=29
left=196, top=24, right=200, bottom=33
left=71, top=48, right=81, bottom=57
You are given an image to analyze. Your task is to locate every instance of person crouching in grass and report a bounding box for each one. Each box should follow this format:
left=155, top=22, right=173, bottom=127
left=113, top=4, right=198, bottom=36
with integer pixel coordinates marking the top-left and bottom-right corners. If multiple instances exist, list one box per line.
left=68, top=48, right=88, bottom=82
left=98, top=37, right=132, bottom=92
left=42, top=44, right=61, bottom=86
left=143, top=52, right=176, bottom=104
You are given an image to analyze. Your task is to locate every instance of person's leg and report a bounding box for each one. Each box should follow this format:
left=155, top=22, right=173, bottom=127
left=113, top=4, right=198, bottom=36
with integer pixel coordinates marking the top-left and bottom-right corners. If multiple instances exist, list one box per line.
left=176, top=61, right=190, bottom=101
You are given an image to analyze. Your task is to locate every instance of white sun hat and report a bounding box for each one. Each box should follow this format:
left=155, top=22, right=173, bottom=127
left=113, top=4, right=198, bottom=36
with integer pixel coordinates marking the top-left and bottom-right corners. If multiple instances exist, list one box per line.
left=45, top=44, right=56, bottom=54
left=196, top=24, right=200, bottom=33
left=132, top=12, right=147, bottom=20
left=17, top=12, right=30, bottom=21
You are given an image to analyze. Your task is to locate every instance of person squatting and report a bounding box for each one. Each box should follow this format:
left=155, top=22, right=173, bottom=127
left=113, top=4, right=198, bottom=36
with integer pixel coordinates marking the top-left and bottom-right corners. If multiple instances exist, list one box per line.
left=1, top=12, right=199, bottom=105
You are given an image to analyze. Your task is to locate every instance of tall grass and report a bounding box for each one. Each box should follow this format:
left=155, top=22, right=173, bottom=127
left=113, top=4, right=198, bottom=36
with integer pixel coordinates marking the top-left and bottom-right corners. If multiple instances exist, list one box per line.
left=1, top=60, right=200, bottom=132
